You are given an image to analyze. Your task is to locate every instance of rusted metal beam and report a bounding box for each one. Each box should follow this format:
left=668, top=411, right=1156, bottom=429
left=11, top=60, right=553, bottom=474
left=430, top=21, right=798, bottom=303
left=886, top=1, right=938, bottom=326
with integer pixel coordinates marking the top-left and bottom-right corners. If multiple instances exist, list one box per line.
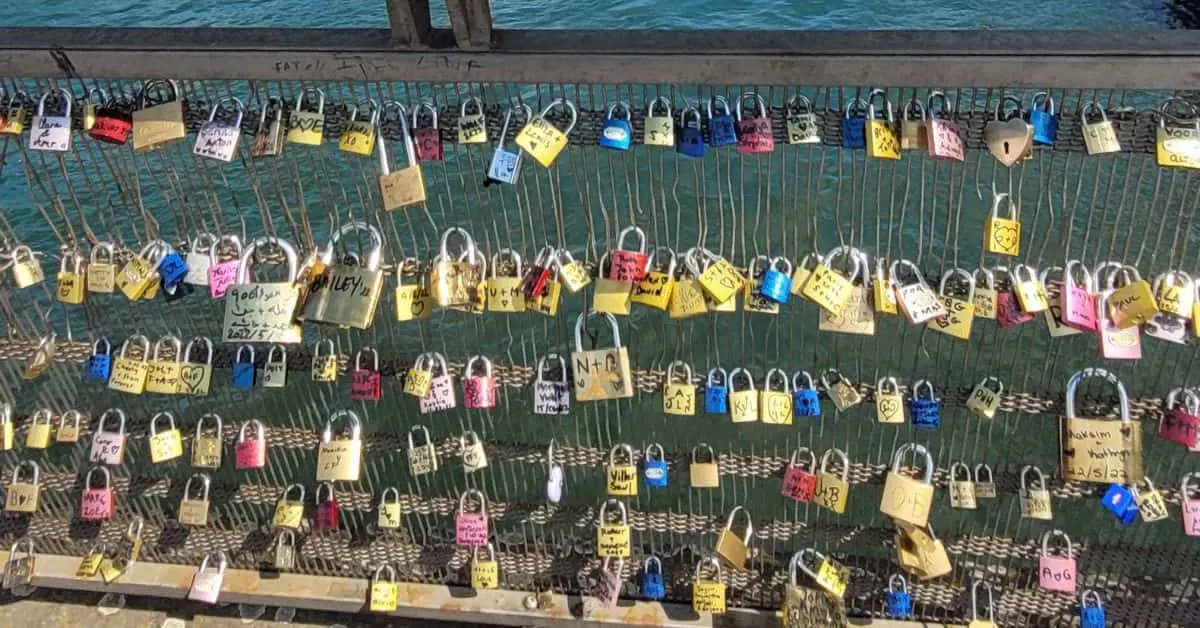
left=445, top=0, right=493, bottom=50
left=3, top=27, right=1200, bottom=87
left=385, top=0, right=433, bottom=47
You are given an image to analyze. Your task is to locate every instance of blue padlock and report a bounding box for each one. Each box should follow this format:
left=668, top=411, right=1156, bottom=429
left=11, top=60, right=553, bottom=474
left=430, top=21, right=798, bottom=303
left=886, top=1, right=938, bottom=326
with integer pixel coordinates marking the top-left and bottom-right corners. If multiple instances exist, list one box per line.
left=1030, top=92, right=1058, bottom=146
left=644, top=443, right=668, bottom=488
left=886, top=574, right=913, bottom=618
left=792, top=371, right=821, bottom=417
left=677, top=106, right=705, bottom=158
left=705, top=367, right=729, bottom=414
left=1102, top=483, right=1139, bottom=525
left=759, top=256, right=793, bottom=304
left=86, top=337, right=113, bottom=382
left=842, top=97, right=868, bottom=149
left=231, top=344, right=257, bottom=390
left=707, top=95, right=738, bottom=147
left=1080, top=589, right=1106, bottom=628
left=599, top=101, right=632, bottom=151
left=642, top=556, right=665, bottom=601
left=156, top=243, right=188, bottom=288
left=909, top=379, right=940, bottom=429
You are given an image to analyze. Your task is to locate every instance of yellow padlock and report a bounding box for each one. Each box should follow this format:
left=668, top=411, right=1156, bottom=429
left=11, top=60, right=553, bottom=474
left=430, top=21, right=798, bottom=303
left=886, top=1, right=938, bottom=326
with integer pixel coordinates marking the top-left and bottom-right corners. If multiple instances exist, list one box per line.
left=470, top=544, right=500, bottom=590
left=310, top=339, right=339, bottom=383
left=1108, top=265, right=1158, bottom=328
left=631, top=247, right=677, bottom=310
left=87, top=242, right=118, bottom=293
left=668, top=271, right=709, bottom=320
left=148, top=411, right=184, bottom=464
left=77, top=541, right=107, bottom=577
left=108, top=334, right=151, bottom=395
left=690, top=443, right=720, bottom=488
left=948, top=462, right=978, bottom=510
left=286, top=87, right=325, bottom=146
left=369, top=565, right=399, bottom=612
left=487, top=248, right=527, bottom=313
left=596, top=499, right=632, bottom=558
left=871, top=257, right=899, bottom=315
left=605, top=444, right=638, bottom=497
left=1012, top=263, right=1050, bottom=313
left=273, top=484, right=306, bottom=529
left=803, top=246, right=861, bottom=316
left=337, top=98, right=378, bottom=156
left=790, top=252, right=822, bottom=298
left=457, top=96, right=488, bottom=144
left=24, top=409, right=53, bottom=449
left=966, top=376, right=1003, bottom=419
left=404, top=352, right=435, bottom=398
left=56, top=249, right=86, bottom=304
left=1020, top=465, right=1054, bottom=520
left=144, top=335, right=183, bottom=395
left=0, top=91, right=27, bottom=136
left=515, top=98, right=577, bottom=167
left=1082, top=101, right=1121, bottom=155
left=4, top=460, right=41, bottom=514
left=1154, top=270, right=1194, bottom=319
left=1156, top=97, right=1200, bottom=169
left=714, top=506, right=752, bottom=570
left=592, top=253, right=632, bottom=315
left=880, top=443, right=935, bottom=527
left=983, top=192, right=1021, bottom=256
left=643, top=97, right=674, bottom=147
left=927, top=268, right=976, bottom=339
left=973, top=267, right=998, bottom=319
left=555, top=249, right=592, bottom=293
left=691, top=557, right=726, bottom=614
left=759, top=368, right=793, bottom=425
left=694, top=248, right=744, bottom=306
left=728, top=367, right=759, bottom=423
left=821, top=369, right=863, bottom=411
left=662, top=360, right=696, bottom=416
left=377, top=487, right=403, bottom=530
left=793, top=548, right=849, bottom=598
left=815, top=448, right=850, bottom=514
left=865, top=89, right=901, bottom=160
left=875, top=377, right=905, bottom=424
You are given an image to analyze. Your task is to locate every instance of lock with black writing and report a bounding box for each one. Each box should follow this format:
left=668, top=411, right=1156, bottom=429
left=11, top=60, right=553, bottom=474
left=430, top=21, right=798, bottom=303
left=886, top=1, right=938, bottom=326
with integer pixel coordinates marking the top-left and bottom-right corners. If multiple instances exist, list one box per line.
left=599, top=101, right=632, bottom=150
left=1108, top=265, right=1158, bottom=328
left=89, top=408, right=127, bottom=465
left=781, top=448, right=818, bottom=502
left=966, top=377, right=1003, bottom=419
left=949, top=462, right=978, bottom=510
left=1083, top=101, right=1121, bottom=155
left=1061, top=367, right=1141, bottom=484
left=77, top=540, right=107, bottom=578
left=692, top=247, right=744, bottom=307
left=4, top=461, right=41, bottom=514
left=377, top=486, right=402, bottom=530
left=677, top=105, right=705, bottom=158
left=457, top=96, right=487, bottom=144
left=271, top=530, right=297, bottom=570
left=470, top=545, right=499, bottom=591
left=969, top=580, right=997, bottom=628
left=221, top=236, right=304, bottom=344
left=975, top=464, right=997, bottom=498
left=596, top=499, right=632, bottom=558
left=56, top=247, right=86, bottom=304
left=515, top=98, right=577, bottom=167
left=338, top=98, right=379, bottom=156
left=880, top=443, right=936, bottom=527
left=865, top=89, right=900, bottom=160
left=85, top=87, right=131, bottom=144
left=56, top=409, right=82, bottom=444
left=302, top=221, right=386, bottom=329
left=286, top=87, right=325, bottom=146
left=190, top=413, right=223, bottom=469
left=734, top=91, right=774, bottom=154
left=784, top=94, right=821, bottom=144
left=760, top=368, right=793, bottom=425
left=690, top=443, right=720, bottom=488
left=925, top=90, right=964, bottom=161
left=407, top=425, right=439, bottom=476
left=148, top=411, right=184, bottom=464
left=630, top=246, right=676, bottom=311
left=842, top=97, right=868, bottom=148
left=815, top=448, right=850, bottom=514
left=193, top=97, right=244, bottom=162
left=794, top=548, right=849, bottom=598
left=1133, top=477, right=1169, bottom=523
left=178, top=473, right=211, bottom=526
left=662, top=360, right=696, bottom=416
left=486, top=248, right=527, bottom=312
left=714, top=506, right=752, bottom=569
left=985, top=95, right=1034, bottom=167
left=80, top=466, right=115, bottom=521
left=803, top=245, right=861, bottom=316
left=908, top=380, right=941, bottom=429
left=1020, top=465, right=1054, bottom=520
left=644, top=97, right=674, bottom=147
left=311, top=339, right=339, bottom=383
left=145, top=335, right=183, bottom=395
left=928, top=268, right=976, bottom=339
left=29, top=88, right=73, bottom=152
left=743, top=255, right=780, bottom=314
left=378, top=101, right=427, bottom=210
left=1030, top=91, right=1058, bottom=145
left=707, top=95, right=737, bottom=147
left=985, top=192, right=1021, bottom=256
left=727, top=367, right=759, bottom=423
left=87, top=242, right=117, bottom=293
left=875, top=376, right=905, bottom=423
left=891, top=259, right=946, bottom=323
left=316, top=410, right=363, bottom=482
left=272, top=484, right=305, bottom=529
left=692, top=557, right=727, bottom=614
left=606, top=443, right=638, bottom=496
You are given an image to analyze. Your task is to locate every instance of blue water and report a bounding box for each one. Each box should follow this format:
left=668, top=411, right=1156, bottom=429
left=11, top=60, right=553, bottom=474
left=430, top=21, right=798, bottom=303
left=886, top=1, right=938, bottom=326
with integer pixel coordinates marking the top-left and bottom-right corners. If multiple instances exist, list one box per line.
left=2, top=0, right=1177, bottom=29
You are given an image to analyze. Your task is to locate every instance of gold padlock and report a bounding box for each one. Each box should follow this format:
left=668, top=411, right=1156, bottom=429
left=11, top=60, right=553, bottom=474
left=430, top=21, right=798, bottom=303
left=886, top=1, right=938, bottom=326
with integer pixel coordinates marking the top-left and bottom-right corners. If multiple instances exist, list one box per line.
left=669, top=253, right=709, bottom=319
left=974, top=464, right=997, bottom=499
left=394, top=258, right=434, bottom=322
left=793, top=548, right=849, bottom=598
left=108, top=334, right=151, bottom=394
left=131, top=79, right=186, bottom=152
left=880, top=443, right=935, bottom=527
left=790, top=252, right=822, bottom=297
left=316, top=410, right=364, bottom=482
left=596, top=499, right=632, bottom=558
left=144, top=335, right=183, bottom=395
left=302, top=221, right=387, bottom=329
left=369, top=565, right=400, bottom=612
left=251, top=98, right=285, bottom=158
left=87, top=242, right=117, bottom=293
left=4, top=460, right=41, bottom=514
left=286, top=87, right=325, bottom=146
left=407, top=425, right=439, bottom=476
left=966, top=376, right=1003, bottom=419
left=1134, top=477, right=1169, bottom=523
left=56, top=409, right=83, bottom=444
left=24, top=409, right=52, bottom=450
left=192, top=413, right=223, bottom=469
left=760, top=368, right=794, bottom=425
left=515, top=98, right=577, bottom=168
left=1108, top=265, right=1158, bottom=329
left=56, top=248, right=86, bottom=304
left=694, top=248, right=744, bottom=306
left=470, top=545, right=500, bottom=590
left=784, top=95, right=821, bottom=145
left=631, top=247, right=677, bottom=311
left=605, top=444, right=638, bottom=496
left=927, top=268, right=976, bottom=339
left=0, top=404, right=12, bottom=451
left=457, top=96, right=488, bottom=144
left=0, top=91, right=27, bottom=136
left=486, top=248, right=527, bottom=313
left=984, top=95, right=1034, bottom=167
left=865, top=89, right=900, bottom=160
left=1154, top=270, right=1194, bottom=319
left=1020, top=465, right=1053, bottom=520
left=570, top=311, right=634, bottom=402
left=1082, top=101, right=1121, bottom=155
left=1156, top=97, right=1200, bottom=169
left=148, top=411, right=184, bottom=464
left=728, top=367, right=759, bottom=423
left=692, top=557, right=727, bottom=614
left=690, top=443, right=720, bottom=488
left=593, top=252, right=633, bottom=315
left=556, top=249, right=592, bottom=293
left=973, top=267, right=998, bottom=319
left=21, top=333, right=55, bottom=381
left=984, top=192, right=1021, bottom=256
left=377, top=487, right=402, bottom=530
left=273, top=484, right=305, bottom=529
left=812, top=448, right=850, bottom=514
left=338, top=98, right=378, bottom=156
left=803, top=246, right=861, bottom=316
left=821, top=369, right=862, bottom=411
left=642, top=96, right=674, bottom=147
left=430, top=227, right=482, bottom=309
left=897, top=522, right=953, bottom=580
left=899, top=98, right=926, bottom=151
left=714, top=506, right=752, bottom=570
left=311, top=339, right=339, bottom=383
left=871, top=257, right=899, bottom=315
left=1060, top=368, right=1142, bottom=485
left=379, top=101, right=426, bottom=211
left=948, top=462, right=978, bottom=510
left=178, top=473, right=212, bottom=526
left=221, top=237, right=304, bottom=344
left=662, top=360, right=697, bottom=416
left=10, top=245, right=44, bottom=289
left=1012, top=263, right=1050, bottom=313
left=115, top=241, right=163, bottom=300
left=743, top=255, right=781, bottom=315
left=875, top=377, right=905, bottom=424
left=77, top=541, right=107, bottom=577
left=460, top=429, right=488, bottom=472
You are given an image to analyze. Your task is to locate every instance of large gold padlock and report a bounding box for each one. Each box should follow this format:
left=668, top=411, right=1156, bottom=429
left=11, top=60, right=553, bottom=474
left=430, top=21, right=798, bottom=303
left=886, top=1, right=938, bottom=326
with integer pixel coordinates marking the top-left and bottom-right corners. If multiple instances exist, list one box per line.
left=662, top=360, right=697, bottom=416
left=115, top=241, right=162, bottom=300
left=222, top=237, right=303, bottom=344
left=570, top=311, right=633, bottom=402
left=379, top=103, right=426, bottom=211
left=556, top=249, right=592, bottom=293
left=690, top=443, right=720, bottom=488
left=820, top=283, right=875, bottom=335
left=1020, top=465, right=1054, bottom=520
left=875, top=377, right=905, bottom=424
left=87, top=242, right=117, bottom=293
left=880, top=443, right=935, bottom=527
left=56, top=248, right=86, bottom=304
left=144, top=335, right=183, bottom=395
left=131, top=79, right=186, bottom=152
left=4, top=460, right=41, bottom=514
left=1082, top=101, right=1121, bottom=155
left=1156, top=98, right=1200, bottom=169
left=631, top=247, right=676, bottom=311
left=728, top=367, right=759, bottom=423
left=1060, top=368, right=1142, bottom=484
left=486, top=249, right=527, bottom=313
left=984, top=95, right=1034, bottom=167
left=178, top=473, right=212, bottom=526
left=108, top=334, right=151, bottom=394
left=596, top=499, right=632, bottom=558
left=865, top=90, right=900, bottom=160
left=605, top=444, right=638, bottom=496
left=927, top=268, right=976, bottom=339
left=286, top=87, right=325, bottom=146
left=714, top=506, right=752, bottom=570
left=1108, top=266, right=1158, bottom=328
left=896, top=522, right=953, bottom=580
left=301, top=221, right=386, bottom=329
left=515, top=99, right=576, bottom=167
left=338, top=98, right=378, bottom=156
left=24, top=409, right=52, bottom=450
left=803, top=246, right=860, bottom=316
left=316, top=410, right=364, bottom=482
left=984, top=192, right=1021, bottom=256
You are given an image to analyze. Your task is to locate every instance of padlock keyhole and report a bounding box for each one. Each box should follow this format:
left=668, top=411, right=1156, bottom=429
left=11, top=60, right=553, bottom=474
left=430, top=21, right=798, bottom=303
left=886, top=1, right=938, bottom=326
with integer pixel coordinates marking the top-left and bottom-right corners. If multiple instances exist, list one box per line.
left=1003, top=141, right=1010, bottom=154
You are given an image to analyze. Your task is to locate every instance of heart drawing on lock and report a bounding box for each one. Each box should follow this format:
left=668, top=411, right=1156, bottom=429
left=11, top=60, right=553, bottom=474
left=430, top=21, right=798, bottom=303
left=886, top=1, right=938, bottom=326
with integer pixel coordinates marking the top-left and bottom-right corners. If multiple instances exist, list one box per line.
left=991, top=225, right=1018, bottom=252
left=985, top=119, right=1034, bottom=167
left=178, top=366, right=206, bottom=393
left=879, top=398, right=899, bottom=417
left=932, top=315, right=953, bottom=329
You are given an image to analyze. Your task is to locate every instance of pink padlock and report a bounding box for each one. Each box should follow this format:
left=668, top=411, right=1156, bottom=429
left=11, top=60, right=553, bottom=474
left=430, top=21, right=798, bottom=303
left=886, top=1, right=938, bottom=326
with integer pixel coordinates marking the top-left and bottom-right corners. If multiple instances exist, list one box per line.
left=1061, top=260, right=1097, bottom=331
left=80, top=466, right=114, bottom=521
left=1097, top=291, right=1141, bottom=360
left=1159, top=388, right=1200, bottom=448
left=1038, top=529, right=1077, bottom=593
left=419, top=352, right=457, bottom=414
left=462, top=355, right=497, bottom=409
left=207, top=235, right=242, bottom=299
left=349, top=347, right=382, bottom=401
left=781, top=448, right=818, bottom=503
left=455, top=488, right=490, bottom=547
left=314, top=481, right=339, bottom=533
left=235, top=419, right=267, bottom=470
left=412, top=102, right=443, bottom=162
left=1181, top=472, right=1200, bottom=536
left=735, top=92, right=775, bottom=154
left=608, top=226, right=649, bottom=284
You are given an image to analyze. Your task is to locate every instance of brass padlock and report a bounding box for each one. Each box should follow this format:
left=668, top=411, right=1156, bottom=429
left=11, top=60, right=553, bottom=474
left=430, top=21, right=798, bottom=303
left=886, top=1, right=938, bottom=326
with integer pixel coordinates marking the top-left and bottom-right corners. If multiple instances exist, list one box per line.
left=460, top=430, right=488, bottom=472
left=301, top=221, right=386, bottom=329
left=966, top=376, right=1003, bottom=419
left=430, top=227, right=483, bottom=309
left=949, top=462, right=977, bottom=510
left=821, top=369, right=862, bottom=411
left=593, top=252, right=633, bottom=315
left=56, top=409, right=83, bottom=444
left=984, top=192, right=1021, bottom=256
left=1012, top=263, right=1049, bottom=313
left=56, top=248, right=86, bottom=304
left=108, top=334, right=151, bottom=394
left=1082, top=101, right=1121, bottom=155
left=369, top=565, right=400, bottom=612
left=556, top=249, right=592, bottom=293
left=570, top=310, right=634, bottom=402
left=605, top=443, right=638, bottom=496
left=180, top=336, right=214, bottom=396
left=115, top=241, right=164, bottom=300
left=316, top=410, right=364, bottom=482
left=470, top=545, right=500, bottom=591
left=691, top=557, right=726, bottom=614
left=900, top=98, right=926, bottom=151
left=984, top=95, right=1034, bottom=167
left=87, top=242, right=117, bottom=293
left=286, top=87, right=325, bottom=146
left=310, top=338, right=339, bottom=383
left=406, top=425, right=439, bottom=476
left=596, top=498, right=632, bottom=558
left=221, top=237, right=303, bottom=344
left=144, top=335, right=183, bottom=395
left=880, top=443, right=935, bottom=527
left=338, top=98, right=379, bottom=156
left=377, top=487, right=402, bottom=530
left=131, top=79, right=186, bottom=152
left=178, top=473, right=212, bottom=526
left=457, top=96, right=488, bottom=144
left=714, top=506, right=753, bottom=570
left=690, top=443, right=720, bottom=488
left=728, top=367, right=759, bottom=422
left=973, top=267, right=998, bottom=319
left=4, top=460, right=41, bottom=514
left=815, top=448, right=850, bottom=514
left=927, top=268, right=976, bottom=339
left=1156, top=97, right=1200, bottom=169
left=865, top=89, right=900, bottom=160
left=77, top=541, right=107, bottom=577
left=784, top=95, right=821, bottom=145
left=192, top=413, right=223, bottom=469
left=875, top=376, right=905, bottom=424
left=631, top=246, right=677, bottom=311
left=663, top=360, right=697, bottom=416
left=793, top=548, right=849, bottom=598
left=1020, top=465, right=1054, bottom=520
left=486, top=248, right=527, bottom=313
left=24, top=409, right=53, bottom=450
left=1108, top=265, right=1158, bottom=329
left=10, top=245, right=44, bottom=288
left=379, top=101, right=426, bottom=211
left=975, top=464, right=997, bottom=499
left=273, top=484, right=305, bottom=529
left=802, top=245, right=861, bottom=316
left=251, top=98, right=285, bottom=157
left=22, top=333, right=55, bottom=381
left=693, top=247, right=744, bottom=306
left=1060, top=368, right=1141, bottom=485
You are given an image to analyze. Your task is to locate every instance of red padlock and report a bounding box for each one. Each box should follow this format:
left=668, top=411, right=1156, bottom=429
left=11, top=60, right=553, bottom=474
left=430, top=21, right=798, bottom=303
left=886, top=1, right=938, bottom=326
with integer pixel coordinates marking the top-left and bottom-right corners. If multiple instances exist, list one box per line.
left=609, top=226, right=649, bottom=284
left=1160, top=388, right=1200, bottom=448
left=412, top=101, right=443, bottom=162
left=349, top=347, right=382, bottom=401
left=522, top=245, right=556, bottom=299
left=235, top=419, right=267, bottom=470
left=314, top=481, right=340, bottom=533
left=80, top=466, right=115, bottom=521
left=995, top=269, right=1034, bottom=328
left=781, top=448, right=819, bottom=502
left=463, top=355, right=498, bottom=409
left=86, top=88, right=133, bottom=145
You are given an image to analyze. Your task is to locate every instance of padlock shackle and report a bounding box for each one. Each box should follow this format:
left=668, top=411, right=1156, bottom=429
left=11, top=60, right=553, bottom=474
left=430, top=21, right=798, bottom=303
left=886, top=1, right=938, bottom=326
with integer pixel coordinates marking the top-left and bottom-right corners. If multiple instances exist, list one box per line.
left=764, top=368, right=790, bottom=393
left=267, top=344, right=287, bottom=365
left=691, top=442, right=716, bottom=465
left=85, top=465, right=111, bottom=489
left=458, top=488, right=487, bottom=516
left=888, top=573, right=908, bottom=592
left=644, top=554, right=662, bottom=575
left=206, top=96, right=245, bottom=127
left=902, top=97, right=925, bottom=122
left=573, top=309, right=623, bottom=352
left=974, top=266, right=996, bottom=291
left=911, top=380, right=935, bottom=401
left=1081, top=588, right=1103, bottom=609
left=537, top=98, right=577, bottom=135
left=866, top=88, right=893, bottom=122
left=378, top=100, right=417, bottom=172
left=1021, top=464, right=1047, bottom=491
left=789, top=447, right=817, bottom=472
left=13, top=460, right=40, bottom=485
left=61, top=409, right=82, bottom=430
left=373, top=563, right=397, bottom=582
left=8, top=536, right=35, bottom=561
left=876, top=376, right=899, bottom=395
left=98, top=408, right=126, bottom=435
left=770, top=256, right=793, bottom=275
left=150, top=411, right=176, bottom=435
left=666, top=360, right=693, bottom=384
left=599, top=497, right=627, bottom=524
left=970, top=579, right=994, bottom=621
left=473, top=543, right=496, bottom=563
left=1166, top=387, right=1200, bottom=415
left=706, top=367, right=728, bottom=387
left=1081, top=101, right=1108, bottom=123
left=843, top=96, right=868, bottom=118
left=292, top=87, right=325, bottom=115
left=315, top=480, right=336, bottom=504
left=647, top=96, right=671, bottom=118
left=495, top=103, right=531, bottom=148
left=976, top=376, right=1004, bottom=397
left=724, top=505, right=753, bottom=540
left=927, top=90, right=955, bottom=119
left=152, top=334, right=183, bottom=362
left=990, top=191, right=1019, bottom=221
left=950, top=461, right=973, bottom=483
left=1064, top=367, right=1129, bottom=422
left=974, top=463, right=994, bottom=485
left=728, top=367, right=755, bottom=392
left=706, top=95, right=731, bottom=119
left=1031, top=91, right=1055, bottom=114
left=694, top=556, right=722, bottom=581
left=615, top=226, right=647, bottom=254
left=411, top=101, right=440, bottom=130
left=30, top=408, right=52, bottom=426
left=459, top=429, right=483, bottom=450
left=1011, top=263, right=1038, bottom=285
left=380, top=486, right=400, bottom=506
left=490, top=248, right=522, bottom=278
left=323, top=409, right=363, bottom=442
left=238, top=419, right=265, bottom=443
left=351, top=98, right=380, bottom=125
left=1041, top=528, right=1072, bottom=557
left=605, top=101, right=631, bottom=121
left=734, top=91, right=768, bottom=122
left=791, top=370, right=816, bottom=392
left=235, top=344, right=256, bottom=365
left=679, top=105, right=702, bottom=128
left=536, top=353, right=568, bottom=384
left=608, top=443, right=634, bottom=467
left=90, top=241, right=115, bottom=264
left=281, top=483, right=306, bottom=504
left=354, top=347, right=379, bottom=373
left=199, top=549, right=228, bottom=575
left=785, top=94, right=813, bottom=117
left=937, top=268, right=976, bottom=303
left=465, top=355, right=493, bottom=379
left=993, top=95, right=1024, bottom=121
left=407, top=424, right=432, bottom=449
left=823, top=245, right=864, bottom=284
left=256, top=97, right=283, bottom=129
left=120, top=334, right=151, bottom=360
left=1062, top=260, right=1093, bottom=292
left=819, top=368, right=850, bottom=391
left=644, top=442, right=665, bottom=463
left=820, top=448, right=850, bottom=481
left=891, top=443, right=934, bottom=484
left=184, top=473, right=211, bottom=500
left=185, top=336, right=214, bottom=364
left=328, top=221, right=384, bottom=271
left=794, top=548, right=825, bottom=581
left=236, top=236, right=299, bottom=283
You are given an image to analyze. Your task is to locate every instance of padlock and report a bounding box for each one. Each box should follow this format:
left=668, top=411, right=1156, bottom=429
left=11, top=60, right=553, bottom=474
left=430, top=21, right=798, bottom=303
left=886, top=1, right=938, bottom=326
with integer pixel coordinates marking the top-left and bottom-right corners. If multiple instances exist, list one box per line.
left=366, top=564, right=400, bottom=611
left=23, top=409, right=52, bottom=450
left=968, top=580, right=996, bottom=628
left=55, top=248, right=86, bottom=304
left=485, top=248, right=527, bottom=312
left=20, top=332, right=55, bottom=382
left=596, top=499, right=632, bottom=558
left=760, top=368, right=794, bottom=425
left=815, top=448, right=850, bottom=514
left=29, top=88, right=73, bottom=152
left=221, top=237, right=304, bottom=344
left=794, top=548, right=849, bottom=598
left=408, top=101, right=444, bottom=161
left=704, top=367, right=730, bottom=414
left=4, top=461, right=41, bottom=514
left=896, top=522, right=952, bottom=580
left=273, top=484, right=305, bottom=529
left=3, top=537, right=36, bottom=590
left=644, top=442, right=668, bottom=488
left=899, top=98, right=926, bottom=151
left=606, top=443, right=638, bottom=496
left=393, top=258, right=434, bottom=322
left=187, top=550, right=227, bottom=604
left=669, top=254, right=709, bottom=319
left=405, top=353, right=435, bottom=398
left=676, top=105, right=705, bottom=158
left=819, top=248, right=876, bottom=334
left=734, top=91, right=774, bottom=154
left=691, top=557, right=727, bottom=614
left=1082, top=101, right=1121, bottom=155
left=924, top=90, right=964, bottom=161
left=1061, top=367, right=1142, bottom=484
left=455, top=489, right=490, bottom=546
left=87, top=242, right=117, bottom=293
left=571, top=310, right=634, bottom=401
left=251, top=98, right=285, bottom=157
left=707, top=95, right=738, bottom=147
left=1012, top=263, right=1049, bottom=313
left=875, top=376, right=905, bottom=423
left=147, top=411, right=183, bottom=463
left=927, top=268, right=976, bottom=339
left=0, top=405, right=10, bottom=452
left=154, top=242, right=188, bottom=290
left=662, top=360, right=697, bottom=416
left=87, top=88, right=133, bottom=145
left=908, top=380, right=941, bottom=429
left=257, top=344, right=287, bottom=389
left=1030, top=92, right=1058, bottom=145
left=792, top=371, right=822, bottom=417
left=642, top=556, right=666, bottom=600
left=458, top=430, right=489, bottom=473
left=184, top=233, right=216, bottom=288
left=555, top=248, right=591, bottom=293
left=230, top=344, right=256, bottom=389
left=516, top=98, right=577, bottom=167
left=469, top=544, right=500, bottom=591
left=379, top=101, right=426, bottom=210
left=598, top=100, right=633, bottom=150
left=286, top=87, right=325, bottom=146
left=122, top=516, right=145, bottom=566
left=190, top=413, right=223, bottom=469
left=350, top=347, right=383, bottom=402
left=984, top=95, right=1034, bottom=167
left=1020, top=464, right=1054, bottom=520
left=460, top=355, right=497, bottom=409
left=1152, top=270, right=1194, bottom=339
left=235, top=419, right=267, bottom=470
left=271, top=529, right=297, bottom=571
left=995, top=267, right=1034, bottom=327
left=77, top=540, right=107, bottom=577
left=10, top=245, right=44, bottom=289
left=372, top=486, right=403, bottom=531
left=193, top=97, right=244, bottom=162
left=594, top=557, right=624, bottom=607
left=89, top=408, right=127, bottom=465
left=1104, top=265, right=1157, bottom=330
left=784, top=94, right=821, bottom=144
left=966, top=376, right=1004, bottom=419
left=456, top=95, right=488, bottom=144
left=177, top=473, right=211, bottom=526
left=314, top=481, right=340, bottom=533
left=727, top=367, right=759, bottom=423
left=1134, top=477, right=1169, bottom=523
left=1101, top=482, right=1139, bottom=525
left=407, top=425, right=439, bottom=476
left=643, top=96, right=674, bottom=147
left=821, top=369, right=862, bottom=411
left=842, top=97, right=867, bottom=148
left=865, top=89, right=900, bottom=160
left=881, top=443, right=935, bottom=527
left=418, top=352, right=456, bottom=413
left=430, top=227, right=485, bottom=310
left=1037, top=529, right=1077, bottom=592
left=173, top=336, right=211, bottom=397
left=311, top=339, right=339, bottom=383
left=610, top=226, right=649, bottom=284
left=51, top=408, right=81, bottom=445
left=338, top=98, right=379, bottom=156
left=1046, top=266, right=1081, bottom=336
left=1161, top=388, right=1200, bottom=449
left=694, top=247, right=745, bottom=307
left=316, top=410, right=363, bottom=482
left=690, top=443, right=720, bottom=488
left=303, top=221, right=387, bottom=329
left=533, top=353, right=571, bottom=415
left=886, top=574, right=913, bottom=618
left=80, top=466, right=115, bottom=521
left=115, top=241, right=161, bottom=300
left=1059, top=260, right=1098, bottom=331
left=546, top=439, right=565, bottom=503
left=523, top=245, right=556, bottom=300
left=743, top=255, right=780, bottom=314
left=1182, top=472, right=1200, bottom=535
left=143, top=335, right=182, bottom=395
left=132, top=79, right=186, bottom=152
left=714, top=506, right=752, bottom=570
left=984, top=192, right=1021, bottom=256
left=948, top=462, right=977, bottom=510
left=803, top=246, right=861, bottom=316
left=781, top=448, right=819, bottom=502
left=975, top=463, right=997, bottom=498
left=631, top=246, right=677, bottom=310
left=760, top=256, right=793, bottom=304
left=1081, top=590, right=1107, bottom=628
